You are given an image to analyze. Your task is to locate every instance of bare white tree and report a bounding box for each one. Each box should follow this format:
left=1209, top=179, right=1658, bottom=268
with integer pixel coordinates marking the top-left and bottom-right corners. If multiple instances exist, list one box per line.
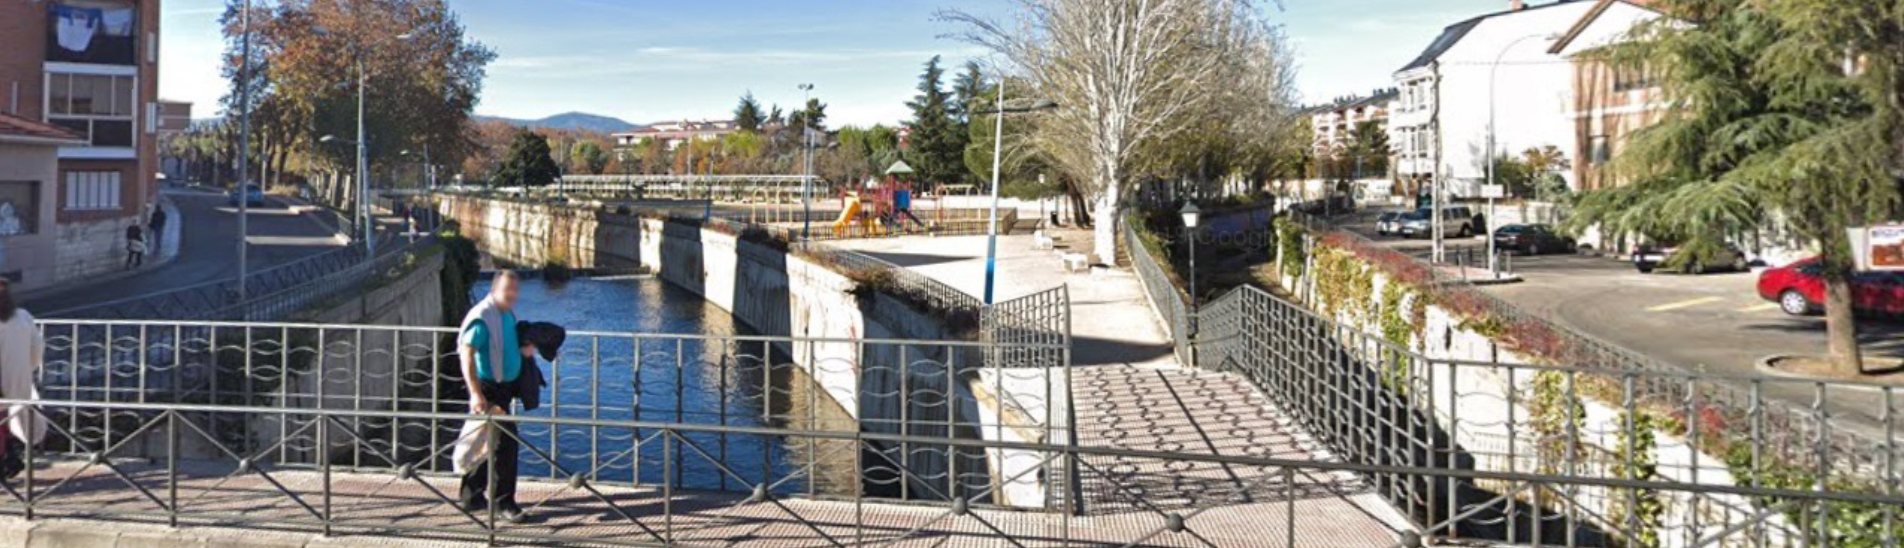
left=942, top=0, right=1290, bottom=264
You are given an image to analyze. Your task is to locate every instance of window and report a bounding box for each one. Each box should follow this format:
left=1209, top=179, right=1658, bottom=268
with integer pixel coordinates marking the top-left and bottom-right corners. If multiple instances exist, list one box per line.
left=45, top=72, right=136, bottom=148
left=1613, top=64, right=1656, bottom=92
left=63, top=171, right=120, bottom=211
left=45, top=1, right=138, bottom=65
left=1588, top=135, right=1611, bottom=166
left=0, top=182, right=39, bottom=236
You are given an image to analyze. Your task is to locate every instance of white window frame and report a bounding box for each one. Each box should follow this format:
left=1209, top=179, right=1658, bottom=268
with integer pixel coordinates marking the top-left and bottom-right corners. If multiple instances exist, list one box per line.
left=63, top=171, right=122, bottom=212
left=43, top=64, right=139, bottom=156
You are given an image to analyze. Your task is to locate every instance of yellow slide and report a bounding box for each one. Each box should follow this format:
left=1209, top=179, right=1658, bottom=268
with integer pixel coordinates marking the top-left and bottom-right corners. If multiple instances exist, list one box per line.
left=831, top=195, right=863, bottom=237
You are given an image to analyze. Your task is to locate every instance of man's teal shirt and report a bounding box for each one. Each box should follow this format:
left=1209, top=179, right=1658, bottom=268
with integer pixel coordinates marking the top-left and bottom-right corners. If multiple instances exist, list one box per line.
left=461, top=312, right=521, bottom=383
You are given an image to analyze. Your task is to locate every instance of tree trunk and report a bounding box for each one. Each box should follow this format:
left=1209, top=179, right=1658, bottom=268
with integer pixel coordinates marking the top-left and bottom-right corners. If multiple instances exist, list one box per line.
left=1823, top=274, right=1864, bottom=374
left=1092, top=185, right=1121, bottom=265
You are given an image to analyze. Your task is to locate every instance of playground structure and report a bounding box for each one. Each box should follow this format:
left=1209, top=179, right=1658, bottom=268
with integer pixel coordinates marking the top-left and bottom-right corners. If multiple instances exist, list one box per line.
left=830, top=177, right=932, bottom=237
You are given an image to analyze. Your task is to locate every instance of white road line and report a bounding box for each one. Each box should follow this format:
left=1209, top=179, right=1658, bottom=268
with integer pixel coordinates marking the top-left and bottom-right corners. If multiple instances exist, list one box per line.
left=1646, top=296, right=1724, bottom=312
left=1737, top=303, right=1781, bottom=313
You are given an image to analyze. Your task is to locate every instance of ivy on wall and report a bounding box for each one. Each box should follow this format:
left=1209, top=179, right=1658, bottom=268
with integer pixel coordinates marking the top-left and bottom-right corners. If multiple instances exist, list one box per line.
left=1377, top=281, right=1424, bottom=390
left=1312, top=247, right=1374, bottom=322
left=1610, top=410, right=1664, bottom=547
left=1274, top=217, right=1307, bottom=280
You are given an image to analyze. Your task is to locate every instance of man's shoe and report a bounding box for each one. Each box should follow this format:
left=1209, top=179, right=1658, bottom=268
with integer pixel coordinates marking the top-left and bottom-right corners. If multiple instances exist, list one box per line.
left=499, top=505, right=529, bottom=524
left=461, top=498, right=486, bottom=514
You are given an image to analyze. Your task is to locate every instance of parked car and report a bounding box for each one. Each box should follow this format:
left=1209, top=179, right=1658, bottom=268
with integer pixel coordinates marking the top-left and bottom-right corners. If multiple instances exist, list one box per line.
left=1374, top=211, right=1403, bottom=236
left=1757, top=258, right=1904, bottom=316
left=1632, top=242, right=1747, bottom=274
left=1492, top=224, right=1573, bottom=255
left=229, top=184, right=266, bottom=208
left=1397, top=206, right=1475, bottom=239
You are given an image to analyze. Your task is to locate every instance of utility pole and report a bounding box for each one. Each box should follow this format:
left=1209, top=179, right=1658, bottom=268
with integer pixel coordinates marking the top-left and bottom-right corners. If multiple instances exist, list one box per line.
left=235, top=0, right=252, bottom=299
left=356, top=56, right=373, bottom=258
left=800, top=83, right=815, bottom=242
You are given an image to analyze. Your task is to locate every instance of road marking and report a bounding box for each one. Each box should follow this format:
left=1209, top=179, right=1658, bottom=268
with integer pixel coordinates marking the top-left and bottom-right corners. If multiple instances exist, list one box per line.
left=1646, top=296, right=1724, bottom=312
left=1738, top=303, right=1781, bottom=313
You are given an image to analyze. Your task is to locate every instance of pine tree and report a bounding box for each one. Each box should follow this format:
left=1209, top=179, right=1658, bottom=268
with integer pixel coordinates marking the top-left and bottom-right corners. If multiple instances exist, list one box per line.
left=905, top=56, right=965, bottom=188
left=734, top=92, right=764, bottom=133
left=496, top=129, right=560, bottom=187
left=1570, top=0, right=1904, bottom=373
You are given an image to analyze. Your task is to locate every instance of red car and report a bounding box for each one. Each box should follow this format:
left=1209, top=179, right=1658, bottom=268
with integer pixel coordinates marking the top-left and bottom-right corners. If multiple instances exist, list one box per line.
left=1756, top=258, right=1904, bottom=316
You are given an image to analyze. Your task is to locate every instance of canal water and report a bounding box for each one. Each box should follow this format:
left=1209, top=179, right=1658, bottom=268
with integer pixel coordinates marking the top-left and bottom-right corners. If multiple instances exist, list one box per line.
left=472, top=275, right=851, bottom=496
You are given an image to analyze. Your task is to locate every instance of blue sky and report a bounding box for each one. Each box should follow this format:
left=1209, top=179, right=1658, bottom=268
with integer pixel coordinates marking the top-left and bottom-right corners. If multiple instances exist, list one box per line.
left=160, top=0, right=1517, bottom=127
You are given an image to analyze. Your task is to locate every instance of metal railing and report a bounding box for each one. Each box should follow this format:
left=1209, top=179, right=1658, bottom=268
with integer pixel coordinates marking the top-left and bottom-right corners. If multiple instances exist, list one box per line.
left=34, top=320, right=1074, bottom=513
left=1193, top=281, right=1903, bottom=547
left=41, top=233, right=418, bottom=321
left=1122, top=218, right=1193, bottom=366
left=9, top=320, right=1901, bottom=546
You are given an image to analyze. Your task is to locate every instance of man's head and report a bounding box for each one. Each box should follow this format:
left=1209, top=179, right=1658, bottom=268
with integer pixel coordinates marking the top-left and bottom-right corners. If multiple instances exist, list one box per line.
left=492, top=270, right=521, bottom=310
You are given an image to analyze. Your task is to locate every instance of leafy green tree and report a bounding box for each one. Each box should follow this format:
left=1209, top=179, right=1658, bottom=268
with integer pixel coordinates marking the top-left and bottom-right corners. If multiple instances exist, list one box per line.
left=734, top=92, right=764, bottom=133
left=571, top=140, right=609, bottom=175
left=1344, top=120, right=1390, bottom=179
left=1569, top=0, right=1904, bottom=372
left=904, top=56, right=966, bottom=188
left=497, top=129, right=560, bottom=187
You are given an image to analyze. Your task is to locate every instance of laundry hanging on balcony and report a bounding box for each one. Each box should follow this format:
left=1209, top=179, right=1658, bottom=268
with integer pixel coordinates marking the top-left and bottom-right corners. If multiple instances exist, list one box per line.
left=52, top=4, right=102, bottom=53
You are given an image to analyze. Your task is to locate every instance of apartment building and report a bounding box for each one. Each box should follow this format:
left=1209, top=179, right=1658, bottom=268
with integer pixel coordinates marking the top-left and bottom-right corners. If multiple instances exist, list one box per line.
left=1389, top=0, right=1600, bottom=198
left=1305, top=89, right=1397, bottom=160
left=1551, top=0, right=1667, bottom=191
left=0, top=0, right=163, bottom=287
left=612, top=120, right=738, bottom=151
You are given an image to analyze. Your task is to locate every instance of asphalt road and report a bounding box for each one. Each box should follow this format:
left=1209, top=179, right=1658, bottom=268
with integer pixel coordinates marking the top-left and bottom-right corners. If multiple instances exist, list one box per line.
left=1343, top=207, right=1903, bottom=437
left=26, top=188, right=346, bottom=315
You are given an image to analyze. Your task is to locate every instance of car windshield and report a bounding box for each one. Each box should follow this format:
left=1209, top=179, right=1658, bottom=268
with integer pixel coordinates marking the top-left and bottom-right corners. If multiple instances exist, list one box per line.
left=1497, top=225, right=1527, bottom=234
left=1401, top=211, right=1428, bottom=221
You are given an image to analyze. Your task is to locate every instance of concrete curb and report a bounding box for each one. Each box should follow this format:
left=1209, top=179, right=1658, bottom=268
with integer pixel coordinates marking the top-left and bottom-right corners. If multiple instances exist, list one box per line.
left=1755, top=354, right=1904, bottom=393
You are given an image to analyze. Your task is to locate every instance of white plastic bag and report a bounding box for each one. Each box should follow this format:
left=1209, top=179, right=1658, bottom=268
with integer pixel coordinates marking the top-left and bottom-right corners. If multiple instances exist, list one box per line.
left=451, top=416, right=493, bottom=475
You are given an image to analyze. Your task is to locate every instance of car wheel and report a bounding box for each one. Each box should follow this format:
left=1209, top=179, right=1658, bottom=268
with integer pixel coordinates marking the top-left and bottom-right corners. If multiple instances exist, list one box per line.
left=1779, top=290, right=1813, bottom=316
left=1689, top=262, right=1707, bottom=275
left=1527, top=244, right=1540, bottom=256
left=1457, top=225, right=1472, bottom=238
left=1731, top=255, right=1748, bottom=272
left=1637, top=265, right=1655, bottom=274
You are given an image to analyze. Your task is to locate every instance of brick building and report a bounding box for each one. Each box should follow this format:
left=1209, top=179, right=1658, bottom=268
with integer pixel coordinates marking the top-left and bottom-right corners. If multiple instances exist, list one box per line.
left=0, top=0, right=163, bottom=284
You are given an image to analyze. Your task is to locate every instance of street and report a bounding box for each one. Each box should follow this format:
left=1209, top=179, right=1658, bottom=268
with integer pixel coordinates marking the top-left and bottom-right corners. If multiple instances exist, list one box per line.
left=25, top=187, right=347, bottom=315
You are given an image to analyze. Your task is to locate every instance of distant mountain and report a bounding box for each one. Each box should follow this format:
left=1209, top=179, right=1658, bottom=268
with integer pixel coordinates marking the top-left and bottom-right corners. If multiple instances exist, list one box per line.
left=478, top=112, right=643, bottom=133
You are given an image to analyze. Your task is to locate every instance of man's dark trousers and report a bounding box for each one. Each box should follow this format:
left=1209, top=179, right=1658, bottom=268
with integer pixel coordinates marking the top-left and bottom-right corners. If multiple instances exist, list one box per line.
left=459, top=380, right=520, bottom=509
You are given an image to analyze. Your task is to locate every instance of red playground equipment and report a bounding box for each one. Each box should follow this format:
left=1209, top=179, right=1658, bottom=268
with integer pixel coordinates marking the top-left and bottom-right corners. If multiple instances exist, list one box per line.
left=830, top=163, right=930, bottom=237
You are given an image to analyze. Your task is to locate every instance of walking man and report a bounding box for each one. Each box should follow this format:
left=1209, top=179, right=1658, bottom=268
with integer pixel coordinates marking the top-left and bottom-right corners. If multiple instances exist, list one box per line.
left=147, top=206, right=167, bottom=256
left=123, top=224, right=145, bottom=269
left=457, top=271, right=526, bottom=522
left=0, top=279, right=46, bottom=480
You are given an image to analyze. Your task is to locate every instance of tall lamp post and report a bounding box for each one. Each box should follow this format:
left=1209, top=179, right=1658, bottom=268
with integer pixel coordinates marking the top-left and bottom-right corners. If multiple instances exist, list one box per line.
left=1180, top=201, right=1202, bottom=337
left=235, top=0, right=253, bottom=299
left=1485, top=33, right=1559, bottom=273
left=799, top=83, right=815, bottom=242
left=978, top=82, right=1058, bottom=305
left=324, top=30, right=414, bottom=260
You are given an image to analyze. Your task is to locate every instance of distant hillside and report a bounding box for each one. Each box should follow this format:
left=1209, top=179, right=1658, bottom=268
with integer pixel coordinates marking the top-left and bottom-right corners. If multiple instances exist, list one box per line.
left=478, top=112, right=643, bottom=133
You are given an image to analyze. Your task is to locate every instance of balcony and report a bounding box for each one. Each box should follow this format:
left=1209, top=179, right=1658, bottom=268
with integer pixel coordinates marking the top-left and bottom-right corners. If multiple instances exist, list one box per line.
left=45, top=0, right=139, bottom=66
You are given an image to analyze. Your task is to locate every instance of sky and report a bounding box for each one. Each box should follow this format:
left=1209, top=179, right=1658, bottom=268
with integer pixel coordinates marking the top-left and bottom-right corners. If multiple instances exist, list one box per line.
left=159, top=0, right=1523, bottom=128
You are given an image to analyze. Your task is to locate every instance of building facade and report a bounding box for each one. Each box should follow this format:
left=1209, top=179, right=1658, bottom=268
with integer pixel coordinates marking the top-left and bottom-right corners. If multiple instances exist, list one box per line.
left=1552, top=0, right=1667, bottom=191
left=1389, top=0, right=1601, bottom=198
left=0, top=0, right=163, bottom=283
left=1305, top=89, right=1397, bottom=161
left=612, top=120, right=738, bottom=150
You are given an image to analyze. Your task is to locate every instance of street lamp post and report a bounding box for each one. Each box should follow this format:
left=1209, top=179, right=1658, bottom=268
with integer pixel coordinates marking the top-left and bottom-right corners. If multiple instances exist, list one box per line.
left=983, top=78, right=1007, bottom=305
left=1180, top=201, right=1202, bottom=337
left=977, top=84, right=1058, bottom=305
left=235, top=0, right=253, bottom=299
left=1485, top=33, right=1559, bottom=273
left=800, top=83, right=815, bottom=242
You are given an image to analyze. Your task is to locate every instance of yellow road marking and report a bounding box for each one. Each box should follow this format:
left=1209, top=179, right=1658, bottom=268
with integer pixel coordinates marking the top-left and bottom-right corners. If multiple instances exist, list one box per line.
left=1646, top=296, right=1724, bottom=312
left=1737, top=303, right=1781, bottom=313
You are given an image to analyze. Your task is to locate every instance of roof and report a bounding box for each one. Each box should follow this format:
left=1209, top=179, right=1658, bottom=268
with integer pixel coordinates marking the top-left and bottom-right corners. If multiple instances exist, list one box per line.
left=1398, top=0, right=1594, bottom=73
left=0, top=112, right=84, bottom=146
left=1548, top=0, right=1666, bottom=54
left=1300, top=89, right=1398, bottom=116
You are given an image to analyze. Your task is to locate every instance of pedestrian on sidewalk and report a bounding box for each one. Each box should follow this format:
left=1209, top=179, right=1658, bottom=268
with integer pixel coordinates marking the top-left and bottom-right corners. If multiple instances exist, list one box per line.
left=0, top=279, right=47, bottom=480
left=455, top=271, right=528, bottom=523
left=124, top=224, right=146, bottom=269
left=147, top=206, right=167, bottom=252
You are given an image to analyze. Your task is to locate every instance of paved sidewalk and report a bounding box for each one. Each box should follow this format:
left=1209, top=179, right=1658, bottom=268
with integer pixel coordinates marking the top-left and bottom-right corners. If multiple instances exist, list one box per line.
left=829, top=230, right=1177, bottom=369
